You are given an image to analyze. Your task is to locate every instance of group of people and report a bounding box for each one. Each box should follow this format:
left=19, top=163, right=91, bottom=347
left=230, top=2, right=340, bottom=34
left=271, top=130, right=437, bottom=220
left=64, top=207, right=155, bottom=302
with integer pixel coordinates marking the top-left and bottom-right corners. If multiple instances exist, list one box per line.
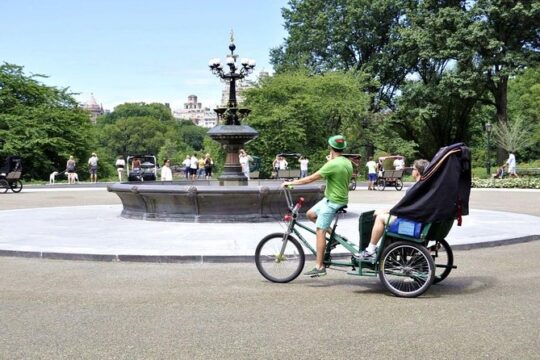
left=182, top=153, right=214, bottom=180
left=64, top=153, right=99, bottom=184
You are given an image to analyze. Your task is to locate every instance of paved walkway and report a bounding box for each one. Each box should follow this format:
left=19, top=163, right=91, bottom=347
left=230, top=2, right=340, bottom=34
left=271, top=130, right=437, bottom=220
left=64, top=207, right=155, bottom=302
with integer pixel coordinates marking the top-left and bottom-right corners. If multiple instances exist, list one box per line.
left=1, top=186, right=539, bottom=262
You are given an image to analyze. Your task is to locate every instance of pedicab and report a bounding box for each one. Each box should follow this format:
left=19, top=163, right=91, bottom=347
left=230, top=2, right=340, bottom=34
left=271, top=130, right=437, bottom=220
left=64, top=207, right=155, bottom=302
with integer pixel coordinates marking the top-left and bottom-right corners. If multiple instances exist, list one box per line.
left=0, top=155, right=23, bottom=193
left=376, top=155, right=406, bottom=191
left=127, top=155, right=157, bottom=181
left=255, top=143, right=471, bottom=297
left=274, top=153, right=302, bottom=180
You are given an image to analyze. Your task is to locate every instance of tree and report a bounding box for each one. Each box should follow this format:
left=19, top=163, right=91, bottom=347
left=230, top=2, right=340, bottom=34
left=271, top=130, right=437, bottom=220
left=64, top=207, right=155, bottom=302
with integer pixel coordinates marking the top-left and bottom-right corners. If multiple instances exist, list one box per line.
left=467, top=0, right=540, bottom=160
left=96, top=103, right=211, bottom=171
left=271, top=0, right=410, bottom=110
left=506, top=67, right=540, bottom=161
left=0, top=63, right=94, bottom=180
left=243, top=70, right=370, bottom=176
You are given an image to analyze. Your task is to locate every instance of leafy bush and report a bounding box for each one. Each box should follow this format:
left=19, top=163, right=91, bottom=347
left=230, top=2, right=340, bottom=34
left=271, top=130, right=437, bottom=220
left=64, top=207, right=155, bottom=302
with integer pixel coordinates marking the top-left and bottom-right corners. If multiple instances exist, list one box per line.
left=472, top=177, right=540, bottom=189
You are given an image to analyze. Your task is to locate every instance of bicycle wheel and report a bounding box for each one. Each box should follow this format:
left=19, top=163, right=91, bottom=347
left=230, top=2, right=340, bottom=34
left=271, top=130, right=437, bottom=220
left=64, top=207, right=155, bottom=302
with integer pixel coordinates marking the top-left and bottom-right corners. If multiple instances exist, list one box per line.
left=0, top=179, right=8, bottom=193
left=428, top=239, right=454, bottom=284
left=255, top=233, right=305, bottom=283
left=379, top=241, right=435, bottom=298
left=10, top=180, right=23, bottom=193
left=349, top=179, right=357, bottom=190
left=395, top=179, right=403, bottom=191
left=376, top=179, right=386, bottom=191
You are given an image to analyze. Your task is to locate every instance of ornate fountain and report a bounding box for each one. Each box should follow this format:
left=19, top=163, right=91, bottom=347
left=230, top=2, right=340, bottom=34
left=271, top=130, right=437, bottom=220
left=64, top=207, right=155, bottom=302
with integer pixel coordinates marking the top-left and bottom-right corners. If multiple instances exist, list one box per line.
left=108, top=36, right=324, bottom=222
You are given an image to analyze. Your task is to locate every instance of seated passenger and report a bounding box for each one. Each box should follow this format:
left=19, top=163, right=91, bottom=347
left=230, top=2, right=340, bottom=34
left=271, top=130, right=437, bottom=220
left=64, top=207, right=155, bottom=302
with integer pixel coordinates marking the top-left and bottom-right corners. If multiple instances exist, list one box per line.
left=492, top=165, right=504, bottom=179
left=356, top=159, right=429, bottom=260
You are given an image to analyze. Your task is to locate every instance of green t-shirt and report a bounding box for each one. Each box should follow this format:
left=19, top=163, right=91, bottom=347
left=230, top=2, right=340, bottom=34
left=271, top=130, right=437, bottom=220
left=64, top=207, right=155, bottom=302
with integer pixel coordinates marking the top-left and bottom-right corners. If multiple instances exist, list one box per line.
left=318, top=156, right=353, bottom=205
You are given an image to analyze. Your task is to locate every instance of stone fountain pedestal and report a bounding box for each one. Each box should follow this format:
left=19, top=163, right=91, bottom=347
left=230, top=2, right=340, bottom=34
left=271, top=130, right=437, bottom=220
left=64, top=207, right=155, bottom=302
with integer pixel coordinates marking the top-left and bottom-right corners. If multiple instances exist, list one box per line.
left=207, top=124, right=258, bottom=186
left=107, top=182, right=324, bottom=223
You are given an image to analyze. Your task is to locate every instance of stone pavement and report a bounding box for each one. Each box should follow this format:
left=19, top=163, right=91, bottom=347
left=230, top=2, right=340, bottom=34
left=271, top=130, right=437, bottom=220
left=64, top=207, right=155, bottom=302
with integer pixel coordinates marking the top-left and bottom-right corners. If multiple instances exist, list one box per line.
left=0, top=185, right=539, bottom=262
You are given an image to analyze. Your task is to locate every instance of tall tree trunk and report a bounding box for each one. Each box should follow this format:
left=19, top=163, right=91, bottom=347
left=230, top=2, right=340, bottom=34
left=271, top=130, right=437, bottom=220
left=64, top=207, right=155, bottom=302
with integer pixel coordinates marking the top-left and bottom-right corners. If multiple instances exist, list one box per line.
left=491, top=74, right=508, bottom=164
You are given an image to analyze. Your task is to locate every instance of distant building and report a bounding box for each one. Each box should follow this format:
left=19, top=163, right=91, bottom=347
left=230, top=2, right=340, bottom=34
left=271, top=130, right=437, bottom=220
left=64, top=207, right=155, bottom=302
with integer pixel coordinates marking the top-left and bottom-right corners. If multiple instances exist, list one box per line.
left=81, top=93, right=104, bottom=124
left=173, top=95, right=217, bottom=128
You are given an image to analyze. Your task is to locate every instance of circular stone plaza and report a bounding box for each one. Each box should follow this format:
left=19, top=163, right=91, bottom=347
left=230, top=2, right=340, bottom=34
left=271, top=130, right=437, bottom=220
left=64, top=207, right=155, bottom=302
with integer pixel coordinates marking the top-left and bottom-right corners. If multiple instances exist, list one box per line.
left=1, top=183, right=539, bottom=262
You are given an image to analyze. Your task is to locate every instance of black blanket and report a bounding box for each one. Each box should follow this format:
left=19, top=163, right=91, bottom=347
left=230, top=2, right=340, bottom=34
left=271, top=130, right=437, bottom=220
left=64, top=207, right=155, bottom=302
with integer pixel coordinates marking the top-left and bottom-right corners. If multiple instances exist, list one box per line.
left=389, top=143, right=471, bottom=224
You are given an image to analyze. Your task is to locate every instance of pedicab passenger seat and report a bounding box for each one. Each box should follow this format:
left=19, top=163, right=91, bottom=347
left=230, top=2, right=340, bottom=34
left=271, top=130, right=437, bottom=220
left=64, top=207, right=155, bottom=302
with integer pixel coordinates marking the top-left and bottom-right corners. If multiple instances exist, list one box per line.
left=384, top=219, right=455, bottom=244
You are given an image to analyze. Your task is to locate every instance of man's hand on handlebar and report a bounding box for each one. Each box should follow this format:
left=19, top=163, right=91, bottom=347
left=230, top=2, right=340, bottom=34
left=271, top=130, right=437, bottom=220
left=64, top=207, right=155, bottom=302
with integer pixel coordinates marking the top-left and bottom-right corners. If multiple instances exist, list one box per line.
left=281, top=181, right=294, bottom=189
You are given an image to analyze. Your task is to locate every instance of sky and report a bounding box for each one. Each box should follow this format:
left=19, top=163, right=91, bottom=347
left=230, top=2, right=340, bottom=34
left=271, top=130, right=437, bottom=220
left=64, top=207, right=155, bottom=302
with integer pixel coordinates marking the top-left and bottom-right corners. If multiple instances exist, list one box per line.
left=1, top=0, right=289, bottom=111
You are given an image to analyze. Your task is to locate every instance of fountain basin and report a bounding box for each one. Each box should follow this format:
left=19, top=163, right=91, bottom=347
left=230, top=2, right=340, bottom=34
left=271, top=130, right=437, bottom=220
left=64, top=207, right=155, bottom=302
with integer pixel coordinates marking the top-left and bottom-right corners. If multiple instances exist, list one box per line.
left=108, top=182, right=325, bottom=223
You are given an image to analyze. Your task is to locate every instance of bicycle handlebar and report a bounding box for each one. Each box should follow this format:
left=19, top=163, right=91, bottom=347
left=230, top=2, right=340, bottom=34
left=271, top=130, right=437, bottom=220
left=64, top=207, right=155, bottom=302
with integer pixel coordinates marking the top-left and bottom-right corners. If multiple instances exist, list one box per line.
left=283, top=185, right=304, bottom=213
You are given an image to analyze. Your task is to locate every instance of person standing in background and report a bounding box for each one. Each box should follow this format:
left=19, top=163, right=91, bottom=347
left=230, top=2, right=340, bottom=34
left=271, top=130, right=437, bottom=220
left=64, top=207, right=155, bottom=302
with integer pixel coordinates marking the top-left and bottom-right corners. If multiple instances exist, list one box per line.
left=190, top=153, right=198, bottom=181
left=299, top=155, right=309, bottom=178
left=239, top=149, right=251, bottom=180
left=115, top=156, right=126, bottom=182
left=66, top=155, right=76, bottom=184
left=88, top=152, right=99, bottom=183
left=182, top=155, right=191, bottom=179
left=506, top=151, right=519, bottom=178
left=204, top=153, right=213, bottom=180
left=366, top=156, right=377, bottom=190
left=160, top=159, right=173, bottom=181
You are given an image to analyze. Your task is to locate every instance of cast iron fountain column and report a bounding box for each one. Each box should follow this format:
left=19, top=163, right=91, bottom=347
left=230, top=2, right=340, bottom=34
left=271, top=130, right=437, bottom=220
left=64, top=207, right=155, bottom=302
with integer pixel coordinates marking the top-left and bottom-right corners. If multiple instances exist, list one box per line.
left=207, top=38, right=258, bottom=186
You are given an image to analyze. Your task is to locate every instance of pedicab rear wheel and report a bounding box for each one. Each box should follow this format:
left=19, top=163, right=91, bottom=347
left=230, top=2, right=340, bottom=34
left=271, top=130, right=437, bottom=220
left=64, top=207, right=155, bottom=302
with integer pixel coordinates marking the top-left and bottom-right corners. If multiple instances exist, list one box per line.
left=0, top=179, right=8, bottom=193
left=379, top=241, right=435, bottom=297
left=10, top=180, right=23, bottom=193
left=395, top=179, right=403, bottom=191
left=376, top=179, right=386, bottom=191
left=429, top=239, right=453, bottom=284
left=255, top=233, right=305, bottom=283
left=349, top=178, right=357, bottom=190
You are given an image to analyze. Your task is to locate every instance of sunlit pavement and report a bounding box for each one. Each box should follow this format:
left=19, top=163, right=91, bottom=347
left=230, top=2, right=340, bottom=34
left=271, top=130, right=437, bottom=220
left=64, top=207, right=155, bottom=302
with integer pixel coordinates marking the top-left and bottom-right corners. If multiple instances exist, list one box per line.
left=1, top=185, right=539, bottom=262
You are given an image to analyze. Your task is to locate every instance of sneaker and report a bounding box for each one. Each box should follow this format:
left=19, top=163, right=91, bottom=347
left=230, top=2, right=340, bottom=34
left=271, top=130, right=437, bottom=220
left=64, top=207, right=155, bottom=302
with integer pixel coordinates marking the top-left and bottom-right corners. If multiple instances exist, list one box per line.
left=355, top=249, right=376, bottom=261
left=303, top=267, right=327, bottom=277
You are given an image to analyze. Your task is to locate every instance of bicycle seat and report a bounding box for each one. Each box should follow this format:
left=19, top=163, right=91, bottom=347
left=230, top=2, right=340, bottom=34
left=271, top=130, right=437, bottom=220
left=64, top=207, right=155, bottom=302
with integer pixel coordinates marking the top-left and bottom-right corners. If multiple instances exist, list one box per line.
left=335, top=205, right=347, bottom=214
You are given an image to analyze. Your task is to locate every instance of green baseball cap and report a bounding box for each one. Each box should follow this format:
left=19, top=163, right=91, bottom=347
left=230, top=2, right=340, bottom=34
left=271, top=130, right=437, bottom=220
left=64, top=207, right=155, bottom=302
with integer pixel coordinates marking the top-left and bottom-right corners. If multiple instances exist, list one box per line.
left=328, top=135, right=347, bottom=150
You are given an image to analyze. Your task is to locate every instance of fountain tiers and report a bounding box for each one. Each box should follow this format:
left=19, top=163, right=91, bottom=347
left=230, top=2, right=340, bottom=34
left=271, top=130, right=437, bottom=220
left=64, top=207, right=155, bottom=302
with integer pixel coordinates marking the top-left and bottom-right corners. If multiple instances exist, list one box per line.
left=108, top=182, right=325, bottom=223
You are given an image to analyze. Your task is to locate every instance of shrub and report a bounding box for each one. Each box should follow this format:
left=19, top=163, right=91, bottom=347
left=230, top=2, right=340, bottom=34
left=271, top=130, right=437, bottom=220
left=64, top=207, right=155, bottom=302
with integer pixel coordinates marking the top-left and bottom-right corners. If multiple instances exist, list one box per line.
left=472, top=177, right=540, bottom=189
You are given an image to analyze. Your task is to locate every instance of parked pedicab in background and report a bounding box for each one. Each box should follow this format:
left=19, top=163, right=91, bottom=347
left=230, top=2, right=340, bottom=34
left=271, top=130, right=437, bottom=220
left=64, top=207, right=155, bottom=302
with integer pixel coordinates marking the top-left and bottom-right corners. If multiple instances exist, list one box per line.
left=127, top=155, right=157, bottom=182
left=274, top=153, right=302, bottom=180
left=376, top=155, right=406, bottom=191
left=255, top=143, right=471, bottom=297
left=0, top=155, right=23, bottom=193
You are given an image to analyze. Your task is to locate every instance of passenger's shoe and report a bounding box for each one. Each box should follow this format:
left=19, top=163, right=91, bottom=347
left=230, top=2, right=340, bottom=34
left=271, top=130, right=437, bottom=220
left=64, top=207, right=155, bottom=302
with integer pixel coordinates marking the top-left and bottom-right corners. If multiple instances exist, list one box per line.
left=355, top=249, right=377, bottom=261
left=304, top=267, right=327, bottom=277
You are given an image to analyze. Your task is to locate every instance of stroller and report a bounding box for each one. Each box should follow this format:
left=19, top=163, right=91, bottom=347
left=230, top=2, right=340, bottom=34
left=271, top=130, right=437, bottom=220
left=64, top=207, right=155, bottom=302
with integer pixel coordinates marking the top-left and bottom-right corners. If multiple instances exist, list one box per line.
left=0, top=156, right=23, bottom=193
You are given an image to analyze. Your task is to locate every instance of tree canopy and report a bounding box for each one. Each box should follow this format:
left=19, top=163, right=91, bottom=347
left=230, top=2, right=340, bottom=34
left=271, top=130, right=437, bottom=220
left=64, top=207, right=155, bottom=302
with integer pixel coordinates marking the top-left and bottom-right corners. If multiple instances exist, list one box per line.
left=0, top=63, right=94, bottom=180
left=243, top=70, right=370, bottom=175
left=271, top=0, right=540, bottom=162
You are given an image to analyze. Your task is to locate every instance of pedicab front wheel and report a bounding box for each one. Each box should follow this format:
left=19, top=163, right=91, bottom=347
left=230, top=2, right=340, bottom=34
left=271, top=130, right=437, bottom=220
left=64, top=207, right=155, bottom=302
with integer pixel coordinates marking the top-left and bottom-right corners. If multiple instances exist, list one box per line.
left=376, top=179, right=386, bottom=191
left=379, top=241, right=435, bottom=298
left=255, top=233, right=305, bottom=283
left=395, top=179, right=403, bottom=191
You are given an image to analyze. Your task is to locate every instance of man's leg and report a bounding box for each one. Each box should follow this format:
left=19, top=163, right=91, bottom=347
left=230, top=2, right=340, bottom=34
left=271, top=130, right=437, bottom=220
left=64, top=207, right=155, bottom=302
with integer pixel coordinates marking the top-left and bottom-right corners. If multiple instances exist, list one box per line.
left=369, top=214, right=387, bottom=246
left=315, top=228, right=327, bottom=268
left=357, top=213, right=389, bottom=259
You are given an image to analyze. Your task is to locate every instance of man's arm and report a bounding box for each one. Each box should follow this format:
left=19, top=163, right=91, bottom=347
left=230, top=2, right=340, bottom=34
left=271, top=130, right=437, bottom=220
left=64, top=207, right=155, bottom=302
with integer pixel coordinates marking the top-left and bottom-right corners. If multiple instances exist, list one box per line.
left=281, top=171, right=322, bottom=188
